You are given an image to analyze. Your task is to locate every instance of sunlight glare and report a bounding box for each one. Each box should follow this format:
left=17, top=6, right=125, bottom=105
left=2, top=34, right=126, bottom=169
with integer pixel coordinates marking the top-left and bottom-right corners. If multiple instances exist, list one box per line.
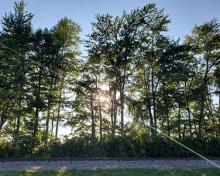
left=99, top=95, right=106, bottom=103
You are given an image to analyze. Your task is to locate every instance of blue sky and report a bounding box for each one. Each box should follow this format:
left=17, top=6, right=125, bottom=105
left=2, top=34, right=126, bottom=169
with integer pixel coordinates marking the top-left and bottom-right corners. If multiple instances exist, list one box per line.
left=1, top=0, right=220, bottom=55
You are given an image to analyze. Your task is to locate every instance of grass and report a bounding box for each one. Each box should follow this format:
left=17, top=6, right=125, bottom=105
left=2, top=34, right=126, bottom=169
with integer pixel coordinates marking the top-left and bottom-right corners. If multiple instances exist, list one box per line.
left=0, top=168, right=220, bottom=176
left=0, top=169, right=220, bottom=176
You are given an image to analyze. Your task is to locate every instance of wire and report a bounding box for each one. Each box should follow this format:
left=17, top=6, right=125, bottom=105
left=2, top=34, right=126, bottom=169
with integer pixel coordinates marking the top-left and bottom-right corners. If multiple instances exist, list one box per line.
left=1, top=41, right=220, bottom=169
left=147, top=124, right=220, bottom=169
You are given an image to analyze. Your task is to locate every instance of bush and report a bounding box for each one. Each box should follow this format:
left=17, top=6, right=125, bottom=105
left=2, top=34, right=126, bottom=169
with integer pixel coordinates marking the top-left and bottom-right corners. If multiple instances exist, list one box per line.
left=1, top=135, right=220, bottom=158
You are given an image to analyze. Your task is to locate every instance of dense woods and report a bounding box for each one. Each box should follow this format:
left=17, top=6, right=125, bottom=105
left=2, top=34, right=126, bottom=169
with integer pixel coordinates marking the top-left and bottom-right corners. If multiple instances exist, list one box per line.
left=0, top=1, right=220, bottom=158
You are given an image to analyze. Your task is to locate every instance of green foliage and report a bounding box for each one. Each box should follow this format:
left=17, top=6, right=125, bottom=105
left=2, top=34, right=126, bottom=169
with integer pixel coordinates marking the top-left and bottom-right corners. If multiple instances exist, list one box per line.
left=0, top=1, right=220, bottom=159
left=1, top=130, right=220, bottom=158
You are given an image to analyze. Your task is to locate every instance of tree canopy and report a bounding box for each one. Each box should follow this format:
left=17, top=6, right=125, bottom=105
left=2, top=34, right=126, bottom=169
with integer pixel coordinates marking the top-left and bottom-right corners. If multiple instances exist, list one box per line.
left=0, top=1, right=220, bottom=158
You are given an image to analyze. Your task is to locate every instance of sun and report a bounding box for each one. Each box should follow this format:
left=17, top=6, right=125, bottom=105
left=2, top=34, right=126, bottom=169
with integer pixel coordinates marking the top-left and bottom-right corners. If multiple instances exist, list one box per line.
left=99, top=95, right=106, bottom=103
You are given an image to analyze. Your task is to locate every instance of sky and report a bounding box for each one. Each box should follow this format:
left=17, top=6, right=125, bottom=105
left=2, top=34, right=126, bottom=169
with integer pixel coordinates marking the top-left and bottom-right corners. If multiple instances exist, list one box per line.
left=1, top=0, right=220, bottom=56
left=1, top=0, right=220, bottom=136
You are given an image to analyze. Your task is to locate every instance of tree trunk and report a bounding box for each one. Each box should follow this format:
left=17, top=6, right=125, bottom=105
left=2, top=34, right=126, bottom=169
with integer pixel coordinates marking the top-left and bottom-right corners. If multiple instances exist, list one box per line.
left=55, top=75, right=65, bottom=140
left=219, top=93, right=220, bottom=112
left=14, top=99, right=22, bottom=142
left=33, top=70, right=42, bottom=143
left=15, top=54, right=26, bottom=142
left=166, top=112, right=170, bottom=137
left=50, top=110, right=55, bottom=141
left=109, top=80, right=114, bottom=136
left=151, top=69, right=157, bottom=135
left=91, top=94, right=95, bottom=139
left=147, top=98, right=154, bottom=136
left=165, top=98, right=170, bottom=137
left=219, top=93, right=220, bottom=136
left=143, top=62, right=154, bottom=136
left=186, top=98, right=192, bottom=137
left=0, top=102, right=10, bottom=131
left=120, top=85, right=124, bottom=133
left=113, top=89, right=117, bottom=136
left=99, top=104, right=102, bottom=139
left=199, top=62, right=209, bottom=138
left=45, top=100, right=51, bottom=144
left=120, top=70, right=126, bottom=134
left=199, top=102, right=204, bottom=135
left=178, top=103, right=181, bottom=139
left=185, top=80, right=193, bottom=137
left=33, top=105, right=39, bottom=142
left=183, top=124, right=186, bottom=138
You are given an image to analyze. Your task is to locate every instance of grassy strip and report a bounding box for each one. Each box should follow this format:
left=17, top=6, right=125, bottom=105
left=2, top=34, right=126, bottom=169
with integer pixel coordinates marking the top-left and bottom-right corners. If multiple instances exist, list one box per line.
left=0, top=168, right=220, bottom=176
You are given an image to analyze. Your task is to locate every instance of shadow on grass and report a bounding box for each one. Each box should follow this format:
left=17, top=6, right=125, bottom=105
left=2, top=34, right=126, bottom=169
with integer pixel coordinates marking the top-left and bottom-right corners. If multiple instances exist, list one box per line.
left=0, top=168, right=220, bottom=176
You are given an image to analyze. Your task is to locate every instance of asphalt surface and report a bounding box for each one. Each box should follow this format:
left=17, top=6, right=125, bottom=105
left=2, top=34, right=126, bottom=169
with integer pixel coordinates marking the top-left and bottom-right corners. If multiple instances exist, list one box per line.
left=0, top=160, right=220, bottom=170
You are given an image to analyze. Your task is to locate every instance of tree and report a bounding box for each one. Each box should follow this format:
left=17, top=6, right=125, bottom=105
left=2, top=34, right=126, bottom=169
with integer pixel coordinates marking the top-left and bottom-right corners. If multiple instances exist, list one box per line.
left=28, top=28, right=58, bottom=145
left=214, top=66, right=220, bottom=135
left=186, top=19, right=220, bottom=137
left=128, top=5, right=170, bottom=136
left=52, top=17, right=80, bottom=139
left=0, top=0, right=33, bottom=142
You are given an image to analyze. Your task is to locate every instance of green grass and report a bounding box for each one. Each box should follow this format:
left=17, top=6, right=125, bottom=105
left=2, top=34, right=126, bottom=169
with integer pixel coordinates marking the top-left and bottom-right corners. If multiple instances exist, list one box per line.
left=0, top=168, right=220, bottom=176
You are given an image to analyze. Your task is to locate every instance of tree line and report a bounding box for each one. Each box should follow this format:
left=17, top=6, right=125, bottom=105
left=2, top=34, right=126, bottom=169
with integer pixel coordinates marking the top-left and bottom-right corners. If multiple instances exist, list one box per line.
left=0, top=1, right=220, bottom=157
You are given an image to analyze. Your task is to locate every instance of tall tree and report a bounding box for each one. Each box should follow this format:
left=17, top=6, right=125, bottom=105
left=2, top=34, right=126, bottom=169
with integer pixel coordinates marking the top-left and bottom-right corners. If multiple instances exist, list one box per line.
left=29, top=28, right=57, bottom=144
left=0, top=0, right=33, bottom=142
left=52, top=17, right=80, bottom=139
left=186, top=19, right=220, bottom=137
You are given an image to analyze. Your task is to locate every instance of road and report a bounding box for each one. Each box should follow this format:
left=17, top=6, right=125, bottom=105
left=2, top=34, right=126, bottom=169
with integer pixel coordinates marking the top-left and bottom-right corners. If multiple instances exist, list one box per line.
left=1, top=159, right=220, bottom=170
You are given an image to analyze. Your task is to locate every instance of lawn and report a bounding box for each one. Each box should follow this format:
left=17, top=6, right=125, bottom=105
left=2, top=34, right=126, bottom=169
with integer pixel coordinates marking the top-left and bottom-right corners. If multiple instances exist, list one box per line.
left=0, top=169, right=220, bottom=176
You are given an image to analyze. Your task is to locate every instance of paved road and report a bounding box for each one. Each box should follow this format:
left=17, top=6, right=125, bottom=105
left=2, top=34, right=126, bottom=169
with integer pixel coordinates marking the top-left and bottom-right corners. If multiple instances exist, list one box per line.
left=0, top=160, right=220, bottom=170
